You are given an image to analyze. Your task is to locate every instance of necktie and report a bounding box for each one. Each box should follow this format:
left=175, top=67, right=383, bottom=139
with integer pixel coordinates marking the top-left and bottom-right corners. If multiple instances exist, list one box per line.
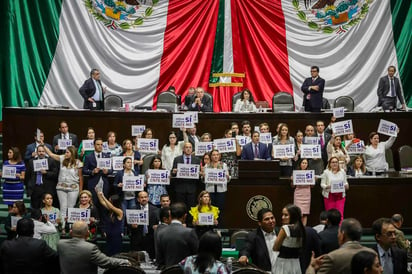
left=36, top=171, right=42, bottom=185
left=254, top=144, right=259, bottom=158
left=320, top=135, right=324, bottom=148
left=382, top=252, right=393, bottom=274
left=97, top=153, right=101, bottom=158
left=186, top=157, right=190, bottom=164
left=96, top=82, right=102, bottom=101
left=390, top=78, right=395, bottom=97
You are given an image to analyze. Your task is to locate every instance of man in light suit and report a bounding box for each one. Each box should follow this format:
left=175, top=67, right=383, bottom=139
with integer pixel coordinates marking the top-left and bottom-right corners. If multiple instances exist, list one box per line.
left=24, top=129, right=52, bottom=162
left=171, top=142, right=201, bottom=209
left=241, top=131, right=271, bottom=160
left=301, top=66, right=325, bottom=112
left=239, top=208, right=278, bottom=272
left=371, top=218, right=408, bottom=274
left=377, top=66, right=406, bottom=111
left=156, top=202, right=198, bottom=268
left=306, top=218, right=375, bottom=274
left=188, top=87, right=213, bottom=112
left=52, top=121, right=79, bottom=154
left=129, top=191, right=159, bottom=259
left=79, top=68, right=106, bottom=110
left=58, top=221, right=129, bottom=274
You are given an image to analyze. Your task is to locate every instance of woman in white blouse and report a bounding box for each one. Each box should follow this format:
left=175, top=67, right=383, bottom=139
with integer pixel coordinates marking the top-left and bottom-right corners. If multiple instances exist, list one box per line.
left=364, top=130, right=399, bottom=174
left=233, top=88, right=257, bottom=112
left=326, top=134, right=350, bottom=171
left=161, top=130, right=188, bottom=171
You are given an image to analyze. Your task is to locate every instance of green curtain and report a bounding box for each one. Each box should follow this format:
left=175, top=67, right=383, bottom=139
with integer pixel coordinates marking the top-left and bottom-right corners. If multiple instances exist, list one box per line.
left=391, top=0, right=412, bottom=107
left=0, top=0, right=62, bottom=120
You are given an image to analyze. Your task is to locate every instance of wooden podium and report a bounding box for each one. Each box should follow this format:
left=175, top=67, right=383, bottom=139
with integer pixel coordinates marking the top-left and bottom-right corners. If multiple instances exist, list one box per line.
left=237, top=160, right=280, bottom=184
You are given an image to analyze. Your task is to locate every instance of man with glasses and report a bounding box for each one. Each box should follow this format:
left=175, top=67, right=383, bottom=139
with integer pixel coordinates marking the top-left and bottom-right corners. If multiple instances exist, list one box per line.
left=301, top=66, right=325, bottom=112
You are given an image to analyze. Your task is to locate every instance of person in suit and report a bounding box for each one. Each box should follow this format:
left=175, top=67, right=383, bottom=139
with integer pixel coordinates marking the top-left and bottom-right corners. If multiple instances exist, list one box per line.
left=391, top=214, right=410, bottom=250
left=185, top=126, right=201, bottom=151
left=319, top=208, right=341, bottom=254
left=52, top=121, right=79, bottom=154
left=316, top=120, right=332, bottom=168
left=171, top=142, right=201, bottom=209
left=79, top=68, right=106, bottom=110
left=168, top=85, right=182, bottom=106
left=241, top=131, right=271, bottom=160
left=154, top=206, right=171, bottom=264
left=377, top=66, right=406, bottom=111
left=25, top=145, right=59, bottom=209
left=0, top=218, right=59, bottom=274
left=306, top=218, right=375, bottom=274
left=301, top=226, right=322, bottom=274
left=301, top=66, right=325, bottom=112
left=371, top=218, right=408, bottom=274
left=156, top=202, right=198, bottom=268
left=58, top=220, right=130, bottom=274
left=24, top=130, right=53, bottom=162
left=183, top=87, right=196, bottom=110
left=188, top=87, right=213, bottom=112
left=239, top=208, right=278, bottom=272
left=129, top=191, right=159, bottom=259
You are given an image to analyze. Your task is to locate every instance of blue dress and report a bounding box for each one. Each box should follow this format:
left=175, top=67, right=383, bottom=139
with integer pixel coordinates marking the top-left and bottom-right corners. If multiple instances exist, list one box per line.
left=105, top=214, right=123, bottom=256
left=2, top=161, right=26, bottom=205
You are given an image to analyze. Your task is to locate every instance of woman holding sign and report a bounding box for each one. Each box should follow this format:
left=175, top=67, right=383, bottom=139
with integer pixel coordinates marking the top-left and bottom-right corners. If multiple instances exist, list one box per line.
left=319, top=157, right=349, bottom=221
left=122, top=139, right=142, bottom=173
left=1, top=147, right=25, bottom=209
left=75, top=190, right=99, bottom=241
left=189, top=191, right=220, bottom=238
left=272, top=124, right=295, bottom=176
left=161, top=130, right=188, bottom=171
left=77, top=127, right=95, bottom=162
left=145, top=155, right=168, bottom=206
left=41, top=193, right=61, bottom=250
left=114, top=157, right=139, bottom=213
left=364, top=130, right=399, bottom=174
left=291, top=159, right=312, bottom=225
left=5, top=200, right=27, bottom=240
left=326, top=135, right=350, bottom=171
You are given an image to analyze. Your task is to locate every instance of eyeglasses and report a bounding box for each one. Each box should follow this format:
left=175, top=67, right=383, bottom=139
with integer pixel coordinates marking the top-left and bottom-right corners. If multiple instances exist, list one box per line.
left=383, top=231, right=396, bottom=237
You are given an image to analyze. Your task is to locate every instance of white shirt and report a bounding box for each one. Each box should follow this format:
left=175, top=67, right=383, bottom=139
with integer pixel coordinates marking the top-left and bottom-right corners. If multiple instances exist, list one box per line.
left=58, top=155, right=82, bottom=184
left=161, top=141, right=184, bottom=171
left=261, top=228, right=278, bottom=272
left=204, top=162, right=231, bottom=193
left=92, top=79, right=101, bottom=101
left=33, top=219, right=57, bottom=239
left=364, top=136, right=396, bottom=172
left=385, top=76, right=396, bottom=97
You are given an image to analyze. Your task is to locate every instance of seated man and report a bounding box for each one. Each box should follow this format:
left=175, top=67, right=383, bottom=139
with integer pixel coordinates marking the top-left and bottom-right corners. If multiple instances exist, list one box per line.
left=188, top=87, right=213, bottom=112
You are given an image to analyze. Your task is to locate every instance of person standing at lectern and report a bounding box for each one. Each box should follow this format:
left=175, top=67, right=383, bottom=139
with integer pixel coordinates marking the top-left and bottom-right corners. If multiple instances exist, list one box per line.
left=377, top=66, right=406, bottom=111
left=301, top=66, right=325, bottom=112
left=79, top=68, right=106, bottom=110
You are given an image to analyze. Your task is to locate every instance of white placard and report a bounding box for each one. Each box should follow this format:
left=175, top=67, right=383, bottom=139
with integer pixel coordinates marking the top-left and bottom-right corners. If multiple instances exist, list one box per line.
left=36, top=128, right=41, bottom=142
left=195, top=142, right=213, bottom=156
left=126, top=209, right=149, bottom=225
left=43, top=210, right=58, bottom=225
left=332, top=107, right=345, bottom=118
left=213, top=138, right=236, bottom=153
left=172, top=113, right=195, bottom=128
left=301, top=144, right=322, bottom=159
left=11, top=216, right=22, bottom=228
left=137, top=138, right=159, bottom=153
left=185, top=111, right=199, bottom=123
left=198, top=213, right=214, bottom=225
left=236, top=135, right=251, bottom=147
left=97, top=158, right=112, bottom=169
left=377, top=119, right=398, bottom=137
left=293, top=170, right=315, bottom=185
left=112, top=156, right=126, bottom=171
left=273, top=144, right=295, bottom=158
left=331, top=120, right=353, bottom=136
left=147, top=169, right=170, bottom=185
left=330, top=179, right=345, bottom=193
left=67, top=208, right=91, bottom=224
left=204, top=168, right=227, bottom=184
left=1, top=166, right=16, bottom=179
left=260, top=133, right=272, bottom=144
left=346, top=140, right=366, bottom=154
left=33, top=158, right=49, bottom=172
left=177, top=163, right=200, bottom=179
left=122, top=175, right=145, bottom=191
left=303, top=136, right=320, bottom=145
left=82, top=139, right=94, bottom=151
left=131, top=125, right=146, bottom=137
left=102, top=142, right=109, bottom=153
left=58, top=138, right=72, bottom=150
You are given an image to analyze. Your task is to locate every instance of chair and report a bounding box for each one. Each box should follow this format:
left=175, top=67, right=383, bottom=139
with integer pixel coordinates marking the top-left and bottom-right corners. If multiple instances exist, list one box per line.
left=385, top=149, right=395, bottom=171
left=203, top=92, right=214, bottom=110
left=160, top=265, right=184, bottom=274
left=232, top=268, right=267, bottom=274
left=398, top=145, right=412, bottom=169
left=157, top=91, right=178, bottom=112
left=104, top=95, right=123, bottom=110
left=140, top=154, right=157, bottom=174
left=322, top=98, right=330, bottom=109
left=230, top=230, right=249, bottom=250
left=272, top=92, right=294, bottom=112
left=104, top=266, right=145, bottom=274
left=333, top=96, right=355, bottom=112
left=232, top=92, right=242, bottom=111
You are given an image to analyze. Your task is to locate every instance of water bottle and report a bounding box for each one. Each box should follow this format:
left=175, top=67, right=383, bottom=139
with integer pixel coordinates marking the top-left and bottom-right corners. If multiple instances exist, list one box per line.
left=23, top=100, right=29, bottom=108
left=372, top=168, right=376, bottom=176
left=226, top=257, right=232, bottom=273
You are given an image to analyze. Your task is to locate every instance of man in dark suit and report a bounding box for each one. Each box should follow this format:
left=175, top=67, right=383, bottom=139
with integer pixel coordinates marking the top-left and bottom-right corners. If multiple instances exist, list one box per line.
left=25, top=145, right=59, bottom=209
left=371, top=218, right=408, bottom=274
left=183, top=87, right=196, bottom=110
left=155, top=207, right=171, bottom=264
left=186, top=126, right=201, bottom=149
left=188, top=87, right=213, bottom=112
left=129, top=191, right=159, bottom=259
left=79, top=68, right=106, bottom=110
left=171, top=142, right=201, bottom=208
left=239, top=208, right=277, bottom=272
left=301, top=66, right=325, bottom=112
left=156, top=203, right=198, bottom=268
left=0, top=218, right=59, bottom=274
left=377, top=66, right=406, bottom=111
left=24, top=130, right=53, bottom=162
left=316, top=120, right=331, bottom=168
left=319, top=208, right=341, bottom=254
left=241, top=131, right=271, bottom=160
left=52, top=121, right=79, bottom=154
left=58, top=221, right=129, bottom=274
